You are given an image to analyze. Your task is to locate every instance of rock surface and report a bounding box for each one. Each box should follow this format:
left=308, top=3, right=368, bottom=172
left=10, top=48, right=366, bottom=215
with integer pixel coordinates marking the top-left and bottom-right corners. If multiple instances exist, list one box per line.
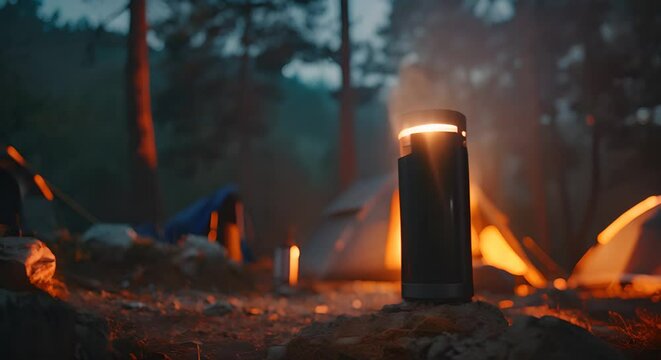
left=0, top=237, right=56, bottom=292
left=284, top=301, right=624, bottom=360
left=0, top=289, right=110, bottom=360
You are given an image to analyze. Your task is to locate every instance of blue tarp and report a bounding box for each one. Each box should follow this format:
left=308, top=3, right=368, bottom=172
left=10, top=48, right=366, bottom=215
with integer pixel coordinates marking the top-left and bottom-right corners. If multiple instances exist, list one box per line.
left=134, top=185, right=254, bottom=262
left=163, top=185, right=238, bottom=243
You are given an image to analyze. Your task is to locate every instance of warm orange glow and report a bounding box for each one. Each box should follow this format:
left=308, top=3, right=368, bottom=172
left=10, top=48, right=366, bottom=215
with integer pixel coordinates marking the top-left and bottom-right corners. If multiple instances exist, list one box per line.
left=6, top=146, right=26, bottom=166
left=289, top=245, right=300, bottom=286
left=208, top=210, right=219, bottom=243
left=314, top=304, right=329, bottom=314
left=498, top=300, right=514, bottom=309
left=515, top=284, right=532, bottom=297
left=597, top=196, right=661, bottom=245
left=33, top=174, right=54, bottom=201
left=553, top=278, right=568, bottom=290
left=384, top=190, right=402, bottom=270
left=470, top=226, right=480, bottom=257
left=397, top=123, right=459, bottom=139
left=224, top=224, right=242, bottom=262
left=479, top=225, right=528, bottom=276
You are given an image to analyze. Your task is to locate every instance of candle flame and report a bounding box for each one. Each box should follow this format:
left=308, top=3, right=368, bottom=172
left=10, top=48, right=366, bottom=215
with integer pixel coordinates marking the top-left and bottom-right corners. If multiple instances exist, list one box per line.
left=289, top=245, right=300, bottom=286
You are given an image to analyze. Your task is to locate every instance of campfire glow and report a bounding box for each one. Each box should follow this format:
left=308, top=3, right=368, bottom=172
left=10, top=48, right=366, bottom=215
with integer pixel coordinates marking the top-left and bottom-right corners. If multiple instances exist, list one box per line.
left=33, top=174, right=54, bottom=201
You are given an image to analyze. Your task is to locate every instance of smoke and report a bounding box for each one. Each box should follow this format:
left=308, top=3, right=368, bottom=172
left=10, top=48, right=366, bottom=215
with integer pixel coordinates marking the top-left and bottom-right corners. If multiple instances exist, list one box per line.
left=387, top=61, right=453, bottom=135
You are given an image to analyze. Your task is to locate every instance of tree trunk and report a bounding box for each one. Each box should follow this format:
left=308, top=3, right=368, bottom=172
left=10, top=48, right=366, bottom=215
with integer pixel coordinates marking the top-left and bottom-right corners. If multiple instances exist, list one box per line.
left=519, top=1, right=551, bottom=253
left=338, top=0, right=356, bottom=189
left=126, top=0, right=161, bottom=223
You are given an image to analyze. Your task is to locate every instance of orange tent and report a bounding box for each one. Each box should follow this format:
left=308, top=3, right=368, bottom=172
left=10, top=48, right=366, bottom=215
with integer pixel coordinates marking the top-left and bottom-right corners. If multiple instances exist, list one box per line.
left=569, top=196, right=661, bottom=292
left=301, top=174, right=547, bottom=287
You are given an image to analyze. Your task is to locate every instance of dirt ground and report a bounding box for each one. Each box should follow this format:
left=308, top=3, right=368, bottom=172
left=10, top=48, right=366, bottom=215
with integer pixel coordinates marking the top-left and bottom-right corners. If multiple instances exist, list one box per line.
left=60, top=268, right=660, bottom=359
left=67, top=274, right=401, bottom=359
left=42, top=239, right=658, bottom=359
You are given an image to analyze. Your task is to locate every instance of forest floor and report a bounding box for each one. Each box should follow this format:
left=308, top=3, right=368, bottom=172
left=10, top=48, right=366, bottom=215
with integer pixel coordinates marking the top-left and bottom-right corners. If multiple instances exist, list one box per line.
left=60, top=263, right=660, bottom=359
left=14, top=238, right=658, bottom=359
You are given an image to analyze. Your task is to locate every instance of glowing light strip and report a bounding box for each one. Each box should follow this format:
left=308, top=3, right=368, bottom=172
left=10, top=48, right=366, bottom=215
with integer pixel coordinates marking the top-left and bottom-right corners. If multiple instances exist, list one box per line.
left=597, top=195, right=661, bottom=245
left=398, top=123, right=459, bottom=139
left=7, top=146, right=26, bottom=166
left=33, top=174, right=54, bottom=201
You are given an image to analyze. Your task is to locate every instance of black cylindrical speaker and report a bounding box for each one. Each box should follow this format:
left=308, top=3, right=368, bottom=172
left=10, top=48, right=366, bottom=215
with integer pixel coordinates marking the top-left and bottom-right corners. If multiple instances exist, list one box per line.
left=397, top=109, right=473, bottom=302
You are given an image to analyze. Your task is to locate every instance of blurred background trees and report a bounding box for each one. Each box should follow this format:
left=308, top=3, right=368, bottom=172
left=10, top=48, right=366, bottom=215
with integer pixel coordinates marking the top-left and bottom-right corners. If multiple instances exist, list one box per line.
left=1, top=0, right=659, bottom=268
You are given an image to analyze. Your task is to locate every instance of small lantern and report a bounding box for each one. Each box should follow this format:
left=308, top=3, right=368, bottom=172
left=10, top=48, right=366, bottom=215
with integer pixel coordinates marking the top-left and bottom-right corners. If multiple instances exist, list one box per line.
left=397, top=109, right=473, bottom=302
left=274, top=245, right=300, bottom=288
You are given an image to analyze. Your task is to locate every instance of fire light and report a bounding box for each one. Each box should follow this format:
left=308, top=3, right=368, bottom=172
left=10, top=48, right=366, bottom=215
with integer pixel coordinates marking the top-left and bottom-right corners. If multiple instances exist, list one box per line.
left=397, top=109, right=473, bottom=302
left=33, top=174, right=54, bottom=201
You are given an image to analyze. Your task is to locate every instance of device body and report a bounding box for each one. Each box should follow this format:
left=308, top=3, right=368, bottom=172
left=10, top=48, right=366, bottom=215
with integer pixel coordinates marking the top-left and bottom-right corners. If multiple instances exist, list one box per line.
left=398, top=109, right=473, bottom=302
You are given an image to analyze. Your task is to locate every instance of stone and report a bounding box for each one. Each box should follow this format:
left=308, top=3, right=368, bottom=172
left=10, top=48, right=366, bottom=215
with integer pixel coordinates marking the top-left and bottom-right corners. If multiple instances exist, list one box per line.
left=203, top=300, right=233, bottom=316
left=82, top=224, right=137, bottom=249
left=285, top=301, right=624, bottom=360
left=0, top=237, right=56, bottom=292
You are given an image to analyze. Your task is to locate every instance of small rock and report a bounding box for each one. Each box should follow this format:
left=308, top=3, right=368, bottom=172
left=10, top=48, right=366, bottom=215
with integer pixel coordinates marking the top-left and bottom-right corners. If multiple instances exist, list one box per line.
left=244, top=307, right=263, bottom=316
left=203, top=301, right=233, bottom=316
left=0, top=237, right=56, bottom=292
left=426, top=335, right=450, bottom=359
left=121, top=301, right=147, bottom=310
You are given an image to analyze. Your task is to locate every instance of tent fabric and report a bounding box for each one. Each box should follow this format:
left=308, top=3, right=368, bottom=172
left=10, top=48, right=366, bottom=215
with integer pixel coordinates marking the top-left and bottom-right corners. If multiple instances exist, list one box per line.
left=301, top=174, right=546, bottom=285
left=301, top=174, right=398, bottom=281
left=570, top=198, right=661, bottom=289
left=162, top=185, right=238, bottom=244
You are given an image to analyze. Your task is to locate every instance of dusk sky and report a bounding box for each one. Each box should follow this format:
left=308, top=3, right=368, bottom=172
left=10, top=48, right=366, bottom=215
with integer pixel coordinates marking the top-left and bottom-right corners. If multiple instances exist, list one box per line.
left=18, top=0, right=391, bottom=87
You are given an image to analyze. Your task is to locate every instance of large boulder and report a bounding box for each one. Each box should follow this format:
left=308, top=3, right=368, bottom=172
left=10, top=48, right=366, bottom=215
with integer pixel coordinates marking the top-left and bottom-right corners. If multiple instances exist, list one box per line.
left=0, top=237, right=56, bottom=292
left=283, top=301, right=623, bottom=360
left=81, top=224, right=137, bottom=249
